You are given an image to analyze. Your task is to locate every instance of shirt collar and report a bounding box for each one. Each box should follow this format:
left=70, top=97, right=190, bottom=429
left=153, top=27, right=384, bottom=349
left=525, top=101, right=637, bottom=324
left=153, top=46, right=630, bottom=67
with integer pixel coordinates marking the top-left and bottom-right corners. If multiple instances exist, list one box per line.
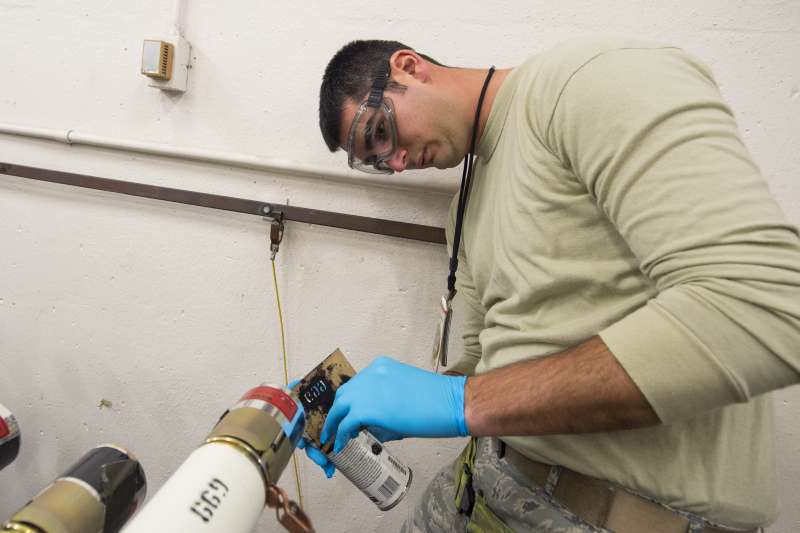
left=476, top=67, right=519, bottom=162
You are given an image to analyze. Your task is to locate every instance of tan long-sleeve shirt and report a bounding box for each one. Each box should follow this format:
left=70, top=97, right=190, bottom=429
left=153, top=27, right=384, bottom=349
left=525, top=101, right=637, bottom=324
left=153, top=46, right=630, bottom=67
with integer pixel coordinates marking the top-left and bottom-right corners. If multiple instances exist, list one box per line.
left=446, top=37, right=800, bottom=527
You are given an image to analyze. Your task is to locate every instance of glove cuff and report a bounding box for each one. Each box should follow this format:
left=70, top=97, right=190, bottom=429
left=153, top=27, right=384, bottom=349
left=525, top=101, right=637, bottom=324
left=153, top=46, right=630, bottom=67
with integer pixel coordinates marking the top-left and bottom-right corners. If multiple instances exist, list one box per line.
left=449, top=375, right=469, bottom=436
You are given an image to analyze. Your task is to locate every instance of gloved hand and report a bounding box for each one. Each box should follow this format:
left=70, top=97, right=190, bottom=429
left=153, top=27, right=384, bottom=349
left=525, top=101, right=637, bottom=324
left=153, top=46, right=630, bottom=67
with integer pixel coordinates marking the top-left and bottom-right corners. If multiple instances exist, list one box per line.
left=321, top=356, right=469, bottom=454
left=287, top=379, right=336, bottom=478
left=295, top=434, right=336, bottom=478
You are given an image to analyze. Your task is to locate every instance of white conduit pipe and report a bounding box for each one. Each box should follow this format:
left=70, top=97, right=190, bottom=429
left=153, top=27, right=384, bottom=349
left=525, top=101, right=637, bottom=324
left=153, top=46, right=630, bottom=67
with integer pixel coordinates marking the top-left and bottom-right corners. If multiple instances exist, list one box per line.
left=172, top=0, right=185, bottom=37
left=0, top=123, right=458, bottom=195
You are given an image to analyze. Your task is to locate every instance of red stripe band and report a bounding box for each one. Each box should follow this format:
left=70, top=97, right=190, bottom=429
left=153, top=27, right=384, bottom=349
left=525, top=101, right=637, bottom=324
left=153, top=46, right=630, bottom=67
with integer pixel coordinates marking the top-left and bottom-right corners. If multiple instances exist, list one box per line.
left=239, top=386, right=297, bottom=420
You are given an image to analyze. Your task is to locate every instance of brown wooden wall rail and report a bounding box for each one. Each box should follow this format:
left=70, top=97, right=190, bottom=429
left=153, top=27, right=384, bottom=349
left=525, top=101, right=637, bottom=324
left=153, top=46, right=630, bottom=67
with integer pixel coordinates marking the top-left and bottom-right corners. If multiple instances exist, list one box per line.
left=0, top=162, right=447, bottom=245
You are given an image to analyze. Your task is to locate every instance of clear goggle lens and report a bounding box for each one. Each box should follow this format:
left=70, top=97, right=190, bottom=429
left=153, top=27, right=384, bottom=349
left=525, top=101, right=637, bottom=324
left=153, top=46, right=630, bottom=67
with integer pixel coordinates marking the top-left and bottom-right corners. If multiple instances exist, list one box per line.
left=346, top=98, right=398, bottom=174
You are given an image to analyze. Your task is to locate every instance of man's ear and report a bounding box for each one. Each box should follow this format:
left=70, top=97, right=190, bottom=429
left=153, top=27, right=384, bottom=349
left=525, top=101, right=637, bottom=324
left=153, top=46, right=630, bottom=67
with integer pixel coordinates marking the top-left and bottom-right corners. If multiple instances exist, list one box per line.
left=389, top=50, right=431, bottom=83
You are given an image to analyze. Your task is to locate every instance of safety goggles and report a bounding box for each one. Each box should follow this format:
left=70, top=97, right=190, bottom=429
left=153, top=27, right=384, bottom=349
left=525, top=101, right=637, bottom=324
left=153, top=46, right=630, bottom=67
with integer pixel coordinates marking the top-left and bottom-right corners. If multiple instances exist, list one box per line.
left=345, top=62, right=399, bottom=174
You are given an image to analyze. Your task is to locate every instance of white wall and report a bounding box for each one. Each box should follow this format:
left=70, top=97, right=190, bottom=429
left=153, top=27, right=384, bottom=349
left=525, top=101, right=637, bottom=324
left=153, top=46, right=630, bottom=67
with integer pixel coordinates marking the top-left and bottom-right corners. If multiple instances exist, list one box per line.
left=0, top=1, right=798, bottom=532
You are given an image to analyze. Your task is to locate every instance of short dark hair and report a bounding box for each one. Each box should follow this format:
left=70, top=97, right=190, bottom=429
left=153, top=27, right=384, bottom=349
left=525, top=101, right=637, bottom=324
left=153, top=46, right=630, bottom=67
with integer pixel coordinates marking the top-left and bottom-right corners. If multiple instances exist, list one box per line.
left=318, top=40, right=441, bottom=152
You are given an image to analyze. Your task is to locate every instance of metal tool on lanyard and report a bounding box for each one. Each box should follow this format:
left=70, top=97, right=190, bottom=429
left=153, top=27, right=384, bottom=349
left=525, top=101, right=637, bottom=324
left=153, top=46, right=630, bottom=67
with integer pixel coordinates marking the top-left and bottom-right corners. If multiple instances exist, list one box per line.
left=264, top=204, right=285, bottom=261
left=431, top=66, right=495, bottom=372
left=431, top=295, right=453, bottom=372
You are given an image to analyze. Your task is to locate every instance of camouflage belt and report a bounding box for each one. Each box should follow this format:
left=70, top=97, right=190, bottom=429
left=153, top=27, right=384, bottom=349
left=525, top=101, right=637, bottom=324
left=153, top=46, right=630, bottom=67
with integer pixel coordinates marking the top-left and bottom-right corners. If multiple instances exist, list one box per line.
left=502, top=442, right=760, bottom=533
left=454, top=438, right=515, bottom=533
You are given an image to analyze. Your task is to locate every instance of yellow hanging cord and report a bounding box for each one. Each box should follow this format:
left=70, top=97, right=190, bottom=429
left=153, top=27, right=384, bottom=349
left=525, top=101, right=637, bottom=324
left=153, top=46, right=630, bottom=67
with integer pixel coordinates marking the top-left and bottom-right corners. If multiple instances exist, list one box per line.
left=271, top=255, right=304, bottom=509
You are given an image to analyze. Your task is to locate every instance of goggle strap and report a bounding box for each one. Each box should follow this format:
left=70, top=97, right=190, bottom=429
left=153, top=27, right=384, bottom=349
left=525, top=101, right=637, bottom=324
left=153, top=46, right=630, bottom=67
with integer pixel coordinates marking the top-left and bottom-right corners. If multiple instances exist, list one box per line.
left=367, top=86, right=384, bottom=106
left=367, top=62, right=391, bottom=106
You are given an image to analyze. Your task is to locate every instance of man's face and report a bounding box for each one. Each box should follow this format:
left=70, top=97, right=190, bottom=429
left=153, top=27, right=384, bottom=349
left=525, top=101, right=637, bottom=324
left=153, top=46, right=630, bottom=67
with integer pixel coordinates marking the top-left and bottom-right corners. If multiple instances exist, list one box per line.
left=339, top=78, right=469, bottom=173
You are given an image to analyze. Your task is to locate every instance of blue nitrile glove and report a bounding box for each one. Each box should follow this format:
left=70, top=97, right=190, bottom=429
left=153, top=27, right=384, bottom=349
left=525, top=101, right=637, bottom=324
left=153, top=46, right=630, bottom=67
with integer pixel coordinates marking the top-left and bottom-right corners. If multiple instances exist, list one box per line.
left=295, top=433, right=336, bottom=478
left=288, top=379, right=336, bottom=478
left=321, top=356, right=469, bottom=454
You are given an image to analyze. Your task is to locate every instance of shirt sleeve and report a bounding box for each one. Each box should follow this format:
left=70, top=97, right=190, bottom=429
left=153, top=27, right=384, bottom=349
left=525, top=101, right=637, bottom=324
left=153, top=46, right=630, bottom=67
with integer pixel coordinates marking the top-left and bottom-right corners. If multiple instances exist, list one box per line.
left=545, top=46, right=800, bottom=423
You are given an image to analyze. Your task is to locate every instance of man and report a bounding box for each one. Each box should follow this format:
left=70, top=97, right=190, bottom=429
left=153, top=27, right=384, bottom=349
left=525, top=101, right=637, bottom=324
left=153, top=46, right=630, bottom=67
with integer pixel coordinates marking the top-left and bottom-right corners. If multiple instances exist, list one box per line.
left=306, top=37, right=800, bottom=532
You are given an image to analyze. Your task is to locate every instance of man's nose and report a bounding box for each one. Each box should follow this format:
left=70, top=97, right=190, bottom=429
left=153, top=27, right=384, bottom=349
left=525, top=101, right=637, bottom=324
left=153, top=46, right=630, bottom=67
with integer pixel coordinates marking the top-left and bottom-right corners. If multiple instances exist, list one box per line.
left=386, top=149, right=408, bottom=173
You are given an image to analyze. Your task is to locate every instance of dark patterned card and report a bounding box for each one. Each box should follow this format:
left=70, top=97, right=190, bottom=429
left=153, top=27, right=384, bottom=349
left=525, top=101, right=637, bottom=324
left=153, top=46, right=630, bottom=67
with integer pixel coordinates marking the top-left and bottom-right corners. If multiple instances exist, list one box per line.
left=292, top=348, right=356, bottom=452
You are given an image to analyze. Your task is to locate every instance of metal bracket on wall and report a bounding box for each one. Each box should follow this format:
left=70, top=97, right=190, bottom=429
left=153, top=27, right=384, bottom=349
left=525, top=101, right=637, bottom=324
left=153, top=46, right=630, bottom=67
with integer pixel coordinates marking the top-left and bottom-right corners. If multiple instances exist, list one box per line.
left=265, top=209, right=285, bottom=260
left=0, top=162, right=446, bottom=245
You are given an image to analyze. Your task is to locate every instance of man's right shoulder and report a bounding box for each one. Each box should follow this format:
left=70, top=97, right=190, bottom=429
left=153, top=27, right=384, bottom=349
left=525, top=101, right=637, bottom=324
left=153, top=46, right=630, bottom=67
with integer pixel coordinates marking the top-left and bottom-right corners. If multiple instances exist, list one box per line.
left=520, top=36, right=679, bottom=134
left=534, top=35, right=673, bottom=73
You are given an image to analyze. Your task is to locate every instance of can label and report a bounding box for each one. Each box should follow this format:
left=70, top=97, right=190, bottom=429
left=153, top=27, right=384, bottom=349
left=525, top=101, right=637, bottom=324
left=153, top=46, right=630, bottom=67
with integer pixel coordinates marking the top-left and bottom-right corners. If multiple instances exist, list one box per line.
left=328, top=430, right=412, bottom=511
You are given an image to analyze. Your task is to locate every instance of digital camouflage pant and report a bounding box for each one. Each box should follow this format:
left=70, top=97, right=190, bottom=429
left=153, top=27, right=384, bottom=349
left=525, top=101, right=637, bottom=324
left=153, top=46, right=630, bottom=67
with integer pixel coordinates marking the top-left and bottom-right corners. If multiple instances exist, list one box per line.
left=401, top=437, right=607, bottom=533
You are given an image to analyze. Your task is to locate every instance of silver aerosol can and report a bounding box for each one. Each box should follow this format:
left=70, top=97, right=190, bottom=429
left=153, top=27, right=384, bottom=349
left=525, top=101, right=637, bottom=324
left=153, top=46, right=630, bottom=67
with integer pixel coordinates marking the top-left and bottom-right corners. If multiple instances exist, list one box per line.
left=294, top=349, right=412, bottom=510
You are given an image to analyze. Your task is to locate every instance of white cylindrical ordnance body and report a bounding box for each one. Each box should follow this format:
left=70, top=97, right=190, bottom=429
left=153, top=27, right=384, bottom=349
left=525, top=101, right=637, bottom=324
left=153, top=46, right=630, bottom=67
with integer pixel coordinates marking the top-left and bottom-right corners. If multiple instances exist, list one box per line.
left=122, top=441, right=265, bottom=533
left=122, top=383, right=305, bottom=533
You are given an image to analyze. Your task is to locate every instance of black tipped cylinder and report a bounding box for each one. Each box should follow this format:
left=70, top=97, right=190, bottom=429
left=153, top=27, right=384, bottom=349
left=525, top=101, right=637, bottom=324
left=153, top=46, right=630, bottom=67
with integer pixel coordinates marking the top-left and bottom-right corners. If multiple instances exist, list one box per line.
left=3, top=444, right=147, bottom=533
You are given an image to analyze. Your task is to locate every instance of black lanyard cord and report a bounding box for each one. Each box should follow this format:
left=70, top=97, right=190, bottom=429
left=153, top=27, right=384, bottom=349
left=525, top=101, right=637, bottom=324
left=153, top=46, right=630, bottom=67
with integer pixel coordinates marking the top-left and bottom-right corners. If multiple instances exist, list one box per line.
left=447, top=66, right=496, bottom=298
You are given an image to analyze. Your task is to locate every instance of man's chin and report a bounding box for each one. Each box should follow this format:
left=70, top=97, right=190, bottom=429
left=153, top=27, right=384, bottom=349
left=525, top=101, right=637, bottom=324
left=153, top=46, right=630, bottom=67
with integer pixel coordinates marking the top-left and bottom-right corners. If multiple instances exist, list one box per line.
left=435, top=154, right=464, bottom=170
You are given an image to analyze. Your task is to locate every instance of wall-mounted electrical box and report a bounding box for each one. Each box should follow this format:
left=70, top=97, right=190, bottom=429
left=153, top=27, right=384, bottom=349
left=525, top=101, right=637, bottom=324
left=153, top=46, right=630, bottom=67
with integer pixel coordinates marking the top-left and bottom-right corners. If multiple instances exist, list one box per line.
left=141, top=40, right=174, bottom=80
left=141, top=36, right=192, bottom=93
